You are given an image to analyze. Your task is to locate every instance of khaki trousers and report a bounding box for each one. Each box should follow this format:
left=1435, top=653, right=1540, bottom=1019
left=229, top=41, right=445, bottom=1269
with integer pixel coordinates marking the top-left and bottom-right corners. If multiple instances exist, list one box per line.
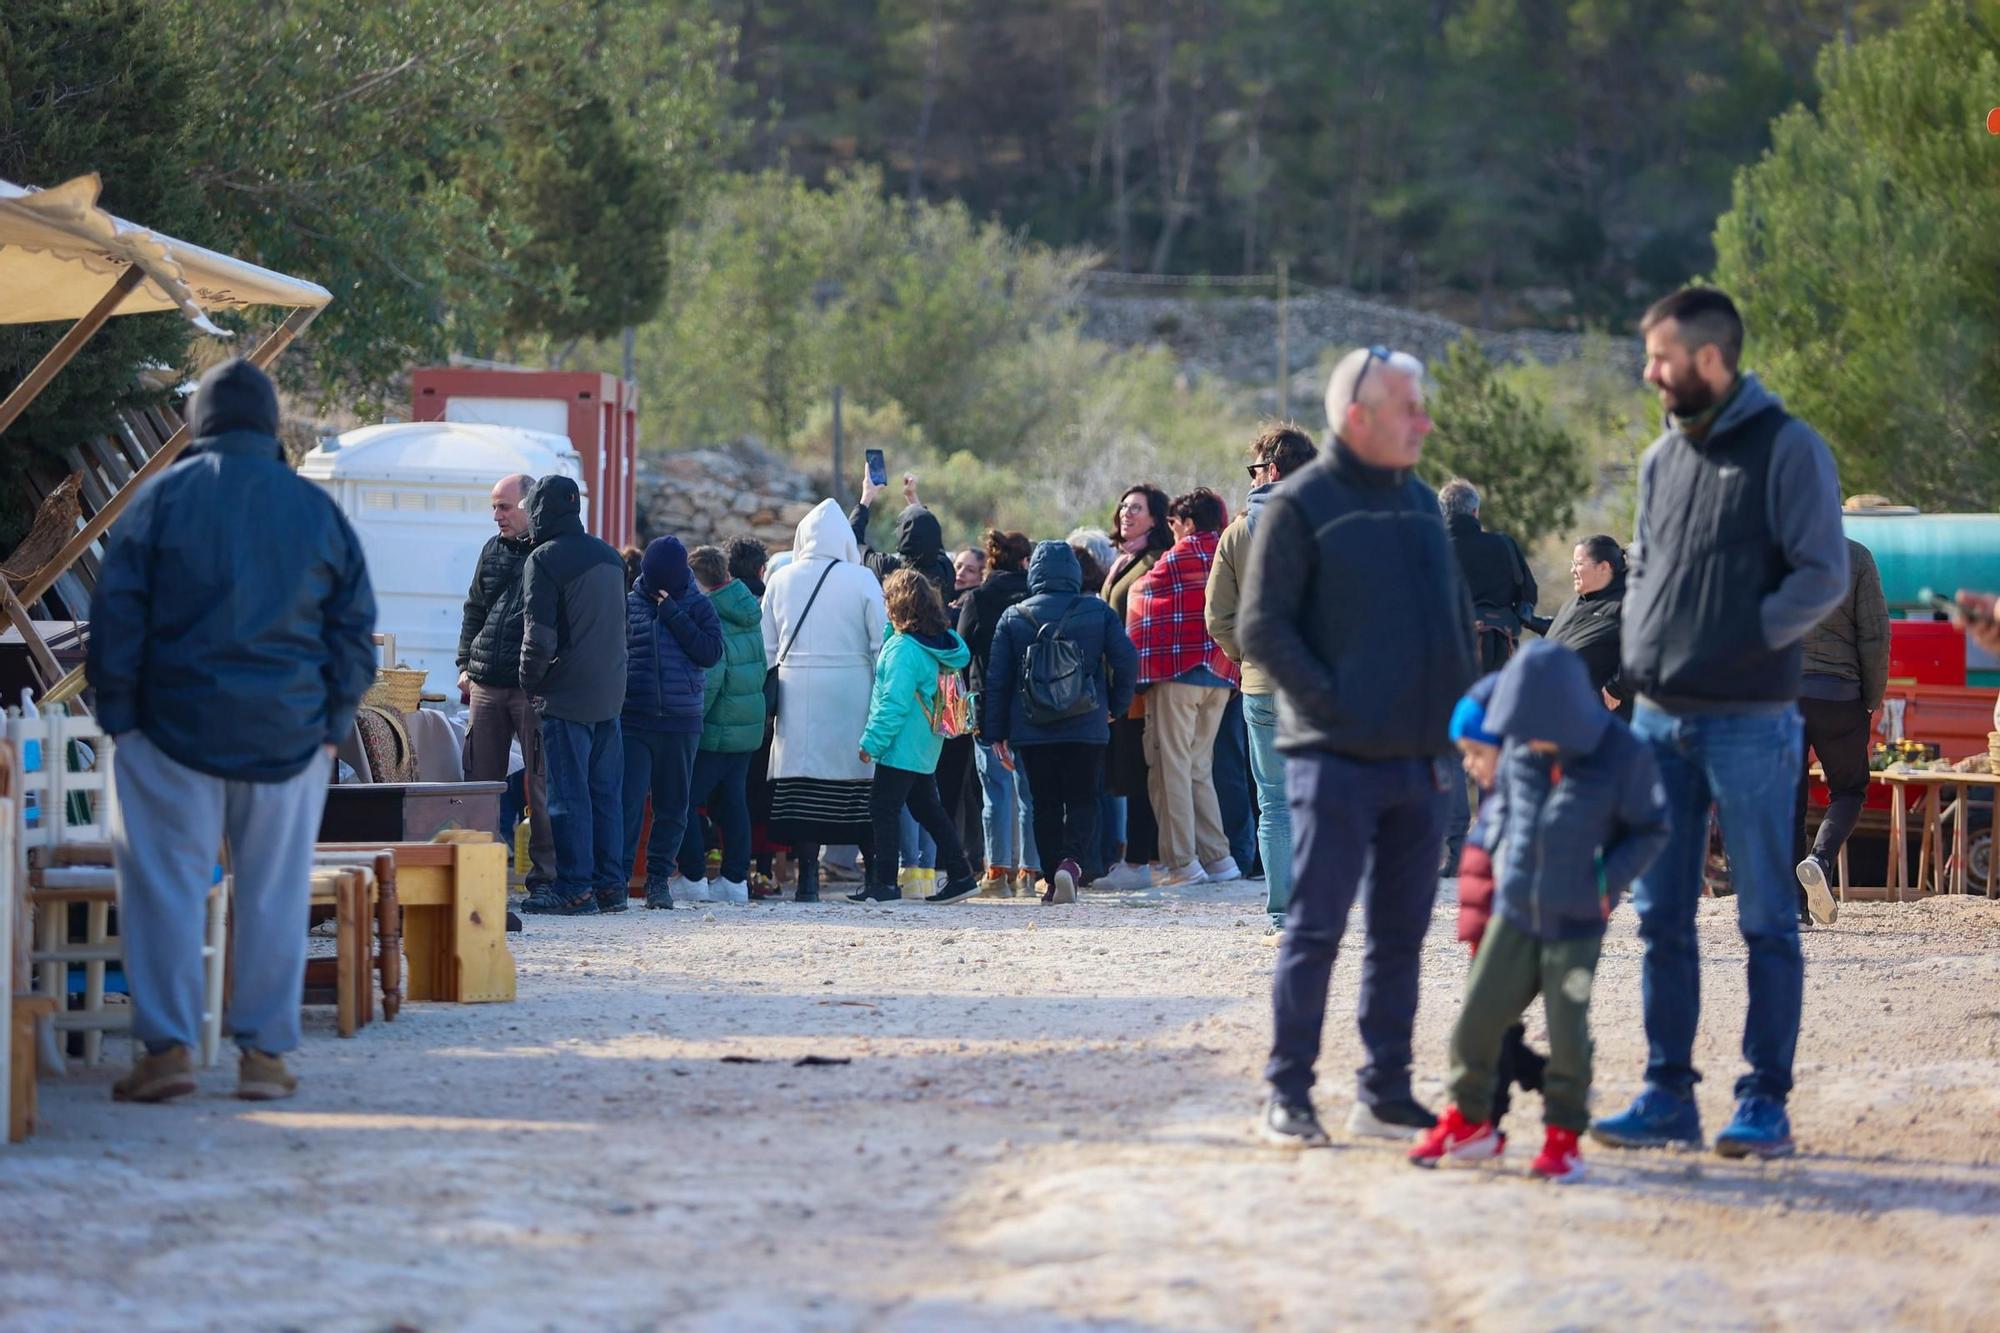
left=1142, top=680, right=1231, bottom=869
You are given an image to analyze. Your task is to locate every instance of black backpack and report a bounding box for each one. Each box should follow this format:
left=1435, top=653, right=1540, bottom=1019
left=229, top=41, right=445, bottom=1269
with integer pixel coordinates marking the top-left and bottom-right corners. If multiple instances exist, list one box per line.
left=1017, top=601, right=1100, bottom=726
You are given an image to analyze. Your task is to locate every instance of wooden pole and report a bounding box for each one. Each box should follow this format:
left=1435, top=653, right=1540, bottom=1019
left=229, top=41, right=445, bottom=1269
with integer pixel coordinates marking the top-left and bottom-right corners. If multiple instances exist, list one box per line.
left=0, top=267, right=147, bottom=440
left=0, top=304, right=322, bottom=632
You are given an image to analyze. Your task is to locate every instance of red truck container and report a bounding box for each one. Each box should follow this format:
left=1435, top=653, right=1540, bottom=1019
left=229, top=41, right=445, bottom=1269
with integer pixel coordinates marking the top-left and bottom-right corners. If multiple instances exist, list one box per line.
left=410, top=367, right=638, bottom=548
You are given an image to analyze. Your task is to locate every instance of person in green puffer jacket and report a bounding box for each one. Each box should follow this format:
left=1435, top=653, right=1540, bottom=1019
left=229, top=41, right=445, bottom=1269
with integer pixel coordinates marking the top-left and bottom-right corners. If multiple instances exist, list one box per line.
left=672, top=546, right=770, bottom=904
left=852, top=570, right=978, bottom=905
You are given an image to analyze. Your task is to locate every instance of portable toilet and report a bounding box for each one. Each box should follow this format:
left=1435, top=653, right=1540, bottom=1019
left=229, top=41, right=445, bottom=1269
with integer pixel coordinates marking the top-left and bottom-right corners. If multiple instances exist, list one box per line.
left=299, top=422, right=586, bottom=697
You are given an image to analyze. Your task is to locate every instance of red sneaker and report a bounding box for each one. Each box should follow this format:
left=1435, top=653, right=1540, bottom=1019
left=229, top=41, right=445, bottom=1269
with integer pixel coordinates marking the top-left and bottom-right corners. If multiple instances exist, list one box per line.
left=1408, top=1105, right=1501, bottom=1168
left=1531, top=1126, right=1587, bottom=1183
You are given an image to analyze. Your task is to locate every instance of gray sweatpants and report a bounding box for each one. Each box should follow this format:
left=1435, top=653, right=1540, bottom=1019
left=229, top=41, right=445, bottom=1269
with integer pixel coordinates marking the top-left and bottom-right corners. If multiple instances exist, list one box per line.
left=111, top=731, right=329, bottom=1055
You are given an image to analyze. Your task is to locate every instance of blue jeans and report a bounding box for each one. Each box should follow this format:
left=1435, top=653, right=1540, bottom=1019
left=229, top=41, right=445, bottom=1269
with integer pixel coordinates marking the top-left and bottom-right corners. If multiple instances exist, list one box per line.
left=1097, top=794, right=1126, bottom=872
left=1267, top=751, right=1447, bottom=1105
left=619, top=728, right=698, bottom=888
left=974, top=740, right=1039, bottom=871
left=900, top=808, right=937, bottom=870
left=540, top=715, right=625, bottom=901
left=1213, top=691, right=1257, bottom=871
left=1243, top=694, right=1292, bottom=925
left=678, top=748, right=754, bottom=884
left=1443, top=764, right=1473, bottom=865
left=1631, top=702, right=1804, bottom=1103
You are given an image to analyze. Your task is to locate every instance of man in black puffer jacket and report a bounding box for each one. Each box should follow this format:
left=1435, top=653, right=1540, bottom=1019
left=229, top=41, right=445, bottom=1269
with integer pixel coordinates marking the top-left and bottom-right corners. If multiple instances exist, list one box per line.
left=457, top=472, right=554, bottom=895
left=1240, top=345, right=1478, bottom=1150
left=519, top=475, right=629, bottom=915
left=89, top=357, right=376, bottom=1103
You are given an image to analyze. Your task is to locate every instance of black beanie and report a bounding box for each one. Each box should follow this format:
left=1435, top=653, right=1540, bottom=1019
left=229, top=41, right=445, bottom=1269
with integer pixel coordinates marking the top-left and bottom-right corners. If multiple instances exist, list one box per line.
left=190, top=357, right=280, bottom=439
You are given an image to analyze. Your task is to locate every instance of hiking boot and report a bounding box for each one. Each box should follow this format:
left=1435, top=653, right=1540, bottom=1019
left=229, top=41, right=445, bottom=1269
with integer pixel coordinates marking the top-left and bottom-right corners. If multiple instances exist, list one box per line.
left=1202, top=855, right=1243, bottom=882
left=1258, top=925, right=1283, bottom=947
left=979, top=867, right=1015, bottom=898
left=236, top=1049, right=298, bottom=1102
left=1408, top=1105, right=1501, bottom=1168
left=1014, top=867, right=1041, bottom=898
left=1045, top=859, right=1080, bottom=905
left=1715, top=1095, right=1796, bottom=1160
left=1259, top=1094, right=1331, bottom=1149
left=794, top=884, right=820, bottom=903
left=925, top=877, right=980, bottom=904
left=1591, top=1086, right=1702, bottom=1150
left=644, top=880, right=675, bottom=910
left=596, top=886, right=630, bottom=914
left=1347, top=1096, right=1437, bottom=1140
left=1796, top=855, right=1838, bottom=926
left=520, top=888, right=596, bottom=916
left=112, top=1045, right=196, bottom=1104
left=1531, top=1126, right=1587, bottom=1182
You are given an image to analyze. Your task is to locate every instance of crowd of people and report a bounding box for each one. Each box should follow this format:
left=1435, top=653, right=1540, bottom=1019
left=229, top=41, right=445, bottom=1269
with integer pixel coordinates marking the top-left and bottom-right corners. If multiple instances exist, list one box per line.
left=93, top=283, right=1934, bottom=1185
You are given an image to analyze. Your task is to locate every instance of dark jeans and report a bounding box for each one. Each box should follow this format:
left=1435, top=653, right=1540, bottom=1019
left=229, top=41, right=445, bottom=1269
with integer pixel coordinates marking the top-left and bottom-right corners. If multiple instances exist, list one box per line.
left=620, top=728, right=698, bottom=887
left=1796, top=695, right=1872, bottom=868
left=1267, top=751, right=1447, bottom=1106
left=679, top=748, right=755, bottom=883
left=869, top=763, right=974, bottom=891
left=1443, top=767, right=1475, bottom=867
left=1632, top=702, right=1803, bottom=1103
left=1019, top=742, right=1105, bottom=873
left=540, top=714, right=625, bottom=901
left=1213, top=691, right=1257, bottom=870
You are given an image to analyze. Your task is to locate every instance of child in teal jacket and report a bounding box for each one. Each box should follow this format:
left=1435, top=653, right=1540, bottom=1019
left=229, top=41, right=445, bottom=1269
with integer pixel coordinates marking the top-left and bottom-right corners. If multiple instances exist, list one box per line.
left=855, top=569, right=976, bottom=904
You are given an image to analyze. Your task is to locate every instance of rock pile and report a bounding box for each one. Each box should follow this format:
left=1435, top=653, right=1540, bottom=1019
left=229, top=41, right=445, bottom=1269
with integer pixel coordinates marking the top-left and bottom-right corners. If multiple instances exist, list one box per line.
left=635, top=437, right=828, bottom=553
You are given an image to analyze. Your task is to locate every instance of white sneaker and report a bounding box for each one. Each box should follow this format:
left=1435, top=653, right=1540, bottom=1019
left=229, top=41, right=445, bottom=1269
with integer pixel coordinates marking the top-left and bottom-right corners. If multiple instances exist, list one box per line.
left=669, top=874, right=710, bottom=903
left=1345, top=1101, right=1427, bottom=1141
left=1155, top=861, right=1210, bottom=889
left=1202, top=856, right=1244, bottom=882
left=1796, top=856, right=1837, bottom=925
left=1095, top=861, right=1152, bottom=890
left=712, top=878, right=750, bottom=905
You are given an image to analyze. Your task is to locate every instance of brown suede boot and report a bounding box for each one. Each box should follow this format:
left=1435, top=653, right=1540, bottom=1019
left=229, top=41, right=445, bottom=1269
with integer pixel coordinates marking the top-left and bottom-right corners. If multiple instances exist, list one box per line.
left=236, top=1049, right=298, bottom=1101
left=112, top=1045, right=197, bottom=1103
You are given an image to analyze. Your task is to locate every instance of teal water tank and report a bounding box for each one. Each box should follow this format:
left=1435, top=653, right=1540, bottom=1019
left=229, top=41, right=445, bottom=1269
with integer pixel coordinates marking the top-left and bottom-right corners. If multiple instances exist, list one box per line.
left=1842, top=512, right=2000, bottom=610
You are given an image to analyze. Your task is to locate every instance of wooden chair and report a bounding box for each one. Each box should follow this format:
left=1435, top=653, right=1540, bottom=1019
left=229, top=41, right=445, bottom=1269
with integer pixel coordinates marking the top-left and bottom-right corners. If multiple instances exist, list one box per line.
left=318, top=839, right=513, bottom=1003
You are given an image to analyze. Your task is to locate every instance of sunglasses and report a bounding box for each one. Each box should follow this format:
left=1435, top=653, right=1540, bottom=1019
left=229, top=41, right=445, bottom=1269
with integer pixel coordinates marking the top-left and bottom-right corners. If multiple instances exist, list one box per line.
left=1350, top=344, right=1391, bottom=409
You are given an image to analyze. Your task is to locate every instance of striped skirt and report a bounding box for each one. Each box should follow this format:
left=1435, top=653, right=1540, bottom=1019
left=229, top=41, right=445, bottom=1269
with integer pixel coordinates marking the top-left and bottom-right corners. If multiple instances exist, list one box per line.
left=769, top=777, right=874, bottom=848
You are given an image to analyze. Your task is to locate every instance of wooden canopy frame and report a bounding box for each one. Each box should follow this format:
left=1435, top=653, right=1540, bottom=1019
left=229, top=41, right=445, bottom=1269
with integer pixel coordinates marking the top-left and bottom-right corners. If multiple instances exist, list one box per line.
left=0, top=173, right=334, bottom=692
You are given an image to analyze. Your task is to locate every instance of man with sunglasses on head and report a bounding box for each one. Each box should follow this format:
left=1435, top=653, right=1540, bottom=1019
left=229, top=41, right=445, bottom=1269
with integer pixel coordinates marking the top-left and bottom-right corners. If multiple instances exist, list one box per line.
left=1240, top=345, right=1479, bottom=1148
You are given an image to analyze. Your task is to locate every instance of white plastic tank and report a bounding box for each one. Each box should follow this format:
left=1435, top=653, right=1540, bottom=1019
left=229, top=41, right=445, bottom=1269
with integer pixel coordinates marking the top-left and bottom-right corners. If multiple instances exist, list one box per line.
left=299, top=422, right=586, bottom=697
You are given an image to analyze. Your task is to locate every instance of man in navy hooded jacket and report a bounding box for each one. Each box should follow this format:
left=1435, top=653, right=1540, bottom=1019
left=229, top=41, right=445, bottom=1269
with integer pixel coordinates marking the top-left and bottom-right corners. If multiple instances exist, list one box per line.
left=89, top=357, right=377, bottom=1104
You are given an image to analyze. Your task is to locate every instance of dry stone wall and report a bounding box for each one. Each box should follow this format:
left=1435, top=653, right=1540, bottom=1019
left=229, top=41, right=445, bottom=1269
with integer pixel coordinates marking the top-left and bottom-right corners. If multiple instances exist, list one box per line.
left=635, top=437, right=826, bottom=554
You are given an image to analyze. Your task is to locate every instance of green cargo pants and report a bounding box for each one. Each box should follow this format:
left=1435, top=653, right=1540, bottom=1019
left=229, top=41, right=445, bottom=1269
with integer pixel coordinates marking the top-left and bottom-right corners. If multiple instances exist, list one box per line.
left=1448, top=914, right=1602, bottom=1132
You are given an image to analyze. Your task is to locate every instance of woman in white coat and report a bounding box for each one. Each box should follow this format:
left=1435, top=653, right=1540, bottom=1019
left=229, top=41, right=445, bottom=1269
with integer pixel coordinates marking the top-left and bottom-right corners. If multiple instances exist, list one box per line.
left=762, top=498, right=887, bottom=901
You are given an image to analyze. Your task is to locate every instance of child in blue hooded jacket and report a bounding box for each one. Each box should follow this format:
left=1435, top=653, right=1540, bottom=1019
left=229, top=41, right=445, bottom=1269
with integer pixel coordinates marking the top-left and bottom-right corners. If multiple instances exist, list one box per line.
left=853, top=569, right=977, bottom=904
left=1413, top=640, right=1670, bottom=1182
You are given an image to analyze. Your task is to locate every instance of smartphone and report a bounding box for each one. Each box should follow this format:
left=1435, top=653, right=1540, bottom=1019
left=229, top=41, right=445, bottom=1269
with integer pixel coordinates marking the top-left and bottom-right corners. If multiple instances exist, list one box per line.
left=865, top=448, right=887, bottom=488
left=1920, top=587, right=1991, bottom=624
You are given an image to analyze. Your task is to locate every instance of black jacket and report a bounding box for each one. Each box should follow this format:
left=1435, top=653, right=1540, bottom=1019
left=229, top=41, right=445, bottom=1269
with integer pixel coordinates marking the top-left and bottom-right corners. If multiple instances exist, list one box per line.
left=982, top=542, right=1138, bottom=747
left=457, top=532, right=533, bottom=688
left=1544, top=571, right=1628, bottom=716
left=1447, top=511, right=1537, bottom=669
left=1484, top=641, right=1670, bottom=941
left=956, top=566, right=1032, bottom=698
left=1238, top=440, right=1478, bottom=759
left=850, top=501, right=955, bottom=600
left=519, top=475, right=628, bottom=723
left=87, top=423, right=378, bottom=782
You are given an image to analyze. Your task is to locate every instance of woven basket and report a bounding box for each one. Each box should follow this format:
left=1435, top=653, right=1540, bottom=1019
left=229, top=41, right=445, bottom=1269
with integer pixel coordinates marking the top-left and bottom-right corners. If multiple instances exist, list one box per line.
left=363, top=667, right=428, bottom=716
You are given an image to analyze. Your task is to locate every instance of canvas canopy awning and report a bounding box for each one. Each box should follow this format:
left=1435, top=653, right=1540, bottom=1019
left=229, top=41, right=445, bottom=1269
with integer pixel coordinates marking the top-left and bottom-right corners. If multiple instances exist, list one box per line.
left=0, top=173, right=331, bottom=330
left=0, top=171, right=336, bottom=656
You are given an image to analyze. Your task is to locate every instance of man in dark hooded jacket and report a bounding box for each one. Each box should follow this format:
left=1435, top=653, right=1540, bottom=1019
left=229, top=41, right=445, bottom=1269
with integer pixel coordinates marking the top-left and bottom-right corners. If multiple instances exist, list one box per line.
left=850, top=471, right=955, bottom=600
left=89, top=357, right=376, bottom=1104
left=519, top=475, right=629, bottom=915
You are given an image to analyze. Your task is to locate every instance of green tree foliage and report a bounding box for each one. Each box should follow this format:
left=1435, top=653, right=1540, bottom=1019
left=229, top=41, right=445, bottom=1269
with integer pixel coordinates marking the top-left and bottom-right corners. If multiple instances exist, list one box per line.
left=1423, top=336, right=1588, bottom=545
left=0, top=0, right=209, bottom=537
left=1713, top=0, right=2000, bottom=510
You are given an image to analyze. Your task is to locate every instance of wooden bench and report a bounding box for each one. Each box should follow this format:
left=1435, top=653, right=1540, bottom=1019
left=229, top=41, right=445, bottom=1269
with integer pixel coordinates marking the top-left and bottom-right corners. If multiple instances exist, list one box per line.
left=317, top=840, right=513, bottom=1003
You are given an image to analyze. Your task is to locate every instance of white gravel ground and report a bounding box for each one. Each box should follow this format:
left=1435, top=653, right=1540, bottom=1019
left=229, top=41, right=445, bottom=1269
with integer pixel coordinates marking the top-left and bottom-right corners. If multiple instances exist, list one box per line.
left=3, top=877, right=1997, bottom=1331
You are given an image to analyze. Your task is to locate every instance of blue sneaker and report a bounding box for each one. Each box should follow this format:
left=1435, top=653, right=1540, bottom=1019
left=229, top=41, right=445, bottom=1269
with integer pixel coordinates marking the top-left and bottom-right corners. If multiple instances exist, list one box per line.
left=1714, top=1096, right=1795, bottom=1160
left=1590, top=1087, right=1703, bottom=1150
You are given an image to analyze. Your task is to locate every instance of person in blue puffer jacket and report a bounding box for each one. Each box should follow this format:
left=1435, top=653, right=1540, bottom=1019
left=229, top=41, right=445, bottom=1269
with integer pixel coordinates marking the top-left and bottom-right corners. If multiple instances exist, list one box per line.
left=621, top=536, right=723, bottom=909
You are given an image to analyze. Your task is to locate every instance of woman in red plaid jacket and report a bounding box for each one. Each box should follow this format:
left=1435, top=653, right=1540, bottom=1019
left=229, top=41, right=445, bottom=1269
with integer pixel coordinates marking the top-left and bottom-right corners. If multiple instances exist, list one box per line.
left=1128, top=487, right=1243, bottom=887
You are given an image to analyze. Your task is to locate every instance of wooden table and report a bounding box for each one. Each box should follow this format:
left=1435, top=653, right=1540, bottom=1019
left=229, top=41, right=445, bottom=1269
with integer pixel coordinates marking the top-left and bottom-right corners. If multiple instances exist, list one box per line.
left=320, top=782, right=506, bottom=845
left=1875, top=769, right=2000, bottom=900
left=317, top=840, right=514, bottom=1003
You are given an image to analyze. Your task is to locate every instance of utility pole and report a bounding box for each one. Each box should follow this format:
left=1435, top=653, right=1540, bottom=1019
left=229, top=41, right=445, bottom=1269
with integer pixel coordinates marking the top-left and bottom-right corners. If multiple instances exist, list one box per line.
left=831, top=384, right=847, bottom=510
left=1275, top=258, right=1290, bottom=419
